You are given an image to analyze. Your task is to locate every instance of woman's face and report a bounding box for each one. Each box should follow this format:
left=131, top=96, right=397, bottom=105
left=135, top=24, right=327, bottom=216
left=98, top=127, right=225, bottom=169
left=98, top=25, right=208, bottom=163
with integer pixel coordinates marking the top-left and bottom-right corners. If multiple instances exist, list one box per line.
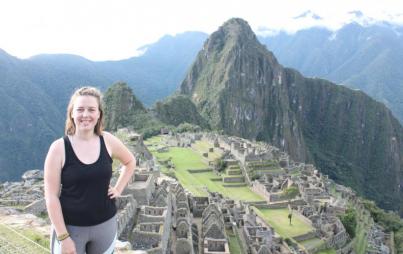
left=71, top=95, right=100, bottom=132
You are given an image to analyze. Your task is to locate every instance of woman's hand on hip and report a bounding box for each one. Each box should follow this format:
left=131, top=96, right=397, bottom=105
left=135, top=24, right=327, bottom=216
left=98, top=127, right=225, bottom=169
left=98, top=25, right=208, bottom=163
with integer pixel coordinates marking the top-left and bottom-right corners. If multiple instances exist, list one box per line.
left=108, top=185, right=121, bottom=199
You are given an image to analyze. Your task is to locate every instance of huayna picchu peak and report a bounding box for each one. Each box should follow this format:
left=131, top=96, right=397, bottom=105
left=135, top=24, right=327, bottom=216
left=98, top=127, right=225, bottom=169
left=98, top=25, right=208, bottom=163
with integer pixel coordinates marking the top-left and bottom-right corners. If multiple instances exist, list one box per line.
left=180, top=18, right=403, bottom=215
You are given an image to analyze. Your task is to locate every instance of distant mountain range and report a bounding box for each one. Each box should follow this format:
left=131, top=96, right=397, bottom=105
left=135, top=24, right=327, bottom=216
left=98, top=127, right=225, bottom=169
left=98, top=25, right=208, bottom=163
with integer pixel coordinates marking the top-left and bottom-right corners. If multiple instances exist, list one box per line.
left=259, top=22, right=403, bottom=124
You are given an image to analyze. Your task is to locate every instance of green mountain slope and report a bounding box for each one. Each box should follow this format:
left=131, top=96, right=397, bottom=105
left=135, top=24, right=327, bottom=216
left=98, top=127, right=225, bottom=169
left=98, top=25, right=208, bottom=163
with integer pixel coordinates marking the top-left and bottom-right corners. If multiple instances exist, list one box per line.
left=0, top=50, right=62, bottom=180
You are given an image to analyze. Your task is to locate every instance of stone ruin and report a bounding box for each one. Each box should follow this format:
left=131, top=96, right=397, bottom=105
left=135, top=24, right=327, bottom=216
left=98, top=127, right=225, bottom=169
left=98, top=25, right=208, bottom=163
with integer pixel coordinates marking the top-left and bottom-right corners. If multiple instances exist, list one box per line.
left=202, top=203, right=230, bottom=254
left=121, top=173, right=156, bottom=206
left=0, top=169, right=46, bottom=216
left=190, top=196, right=209, bottom=218
left=243, top=205, right=290, bottom=254
left=116, top=195, right=138, bottom=239
left=131, top=204, right=172, bottom=253
left=171, top=183, right=194, bottom=254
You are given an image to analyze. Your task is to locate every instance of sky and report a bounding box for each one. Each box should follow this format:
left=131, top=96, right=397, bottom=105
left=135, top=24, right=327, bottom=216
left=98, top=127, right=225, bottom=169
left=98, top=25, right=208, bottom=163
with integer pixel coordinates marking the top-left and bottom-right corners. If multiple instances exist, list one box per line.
left=0, top=0, right=402, bottom=61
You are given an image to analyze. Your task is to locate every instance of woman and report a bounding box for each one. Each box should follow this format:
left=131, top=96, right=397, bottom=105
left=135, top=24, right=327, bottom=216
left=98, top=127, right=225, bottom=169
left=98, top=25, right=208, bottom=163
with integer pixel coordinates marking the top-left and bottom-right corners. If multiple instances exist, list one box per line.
left=44, top=86, right=135, bottom=254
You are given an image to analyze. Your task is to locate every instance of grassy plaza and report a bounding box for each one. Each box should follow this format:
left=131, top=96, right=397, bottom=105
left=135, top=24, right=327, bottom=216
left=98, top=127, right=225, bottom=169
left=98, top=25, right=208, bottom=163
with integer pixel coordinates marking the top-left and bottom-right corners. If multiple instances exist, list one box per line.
left=145, top=136, right=264, bottom=201
left=253, top=208, right=315, bottom=238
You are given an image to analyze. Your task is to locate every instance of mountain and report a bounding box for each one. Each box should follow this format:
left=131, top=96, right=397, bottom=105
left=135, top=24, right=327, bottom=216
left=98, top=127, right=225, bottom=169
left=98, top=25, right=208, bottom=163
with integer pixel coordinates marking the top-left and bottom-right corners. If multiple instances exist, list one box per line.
left=0, top=50, right=62, bottom=181
left=179, top=18, right=403, bottom=215
left=0, top=32, right=207, bottom=182
left=154, top=95, right=209, bottom=129
left=259, top=22, right=403, bottom=123
left=103, top=82, right=146, bottom=131
left=95, top=31, right=208, bottom=106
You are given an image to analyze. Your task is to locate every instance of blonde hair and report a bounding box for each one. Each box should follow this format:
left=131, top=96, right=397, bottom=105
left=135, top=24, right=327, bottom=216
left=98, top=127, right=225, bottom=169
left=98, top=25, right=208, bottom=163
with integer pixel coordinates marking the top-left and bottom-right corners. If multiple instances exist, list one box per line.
left=65, top=86, right=104, bottom=136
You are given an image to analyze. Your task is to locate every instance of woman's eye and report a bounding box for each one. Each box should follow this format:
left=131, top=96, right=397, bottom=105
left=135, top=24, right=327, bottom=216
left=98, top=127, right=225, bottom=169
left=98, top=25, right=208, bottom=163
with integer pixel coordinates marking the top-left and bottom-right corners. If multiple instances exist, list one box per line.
left=77, top=108, right=84, bottom=112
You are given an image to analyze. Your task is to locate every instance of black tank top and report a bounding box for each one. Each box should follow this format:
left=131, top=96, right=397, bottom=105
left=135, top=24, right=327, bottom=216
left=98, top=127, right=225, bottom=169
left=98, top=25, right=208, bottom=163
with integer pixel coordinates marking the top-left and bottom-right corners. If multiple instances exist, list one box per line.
left=60, top=135, right=116, bottom=226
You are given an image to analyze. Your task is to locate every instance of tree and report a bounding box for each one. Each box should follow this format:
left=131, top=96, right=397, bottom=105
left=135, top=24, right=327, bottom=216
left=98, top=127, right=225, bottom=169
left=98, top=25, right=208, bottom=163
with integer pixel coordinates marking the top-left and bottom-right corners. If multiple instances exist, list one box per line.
left=282, top=186, right=299, bottom=201
left=339, top=208, right=357, bottom=238
left=214, top=157, right=227, bottom=173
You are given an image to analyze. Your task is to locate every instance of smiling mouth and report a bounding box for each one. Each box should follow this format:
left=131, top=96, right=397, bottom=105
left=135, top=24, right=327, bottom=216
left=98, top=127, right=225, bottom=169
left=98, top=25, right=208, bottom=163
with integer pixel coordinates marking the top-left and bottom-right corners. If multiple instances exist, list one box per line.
left=79, top=120, right=93, bottom=124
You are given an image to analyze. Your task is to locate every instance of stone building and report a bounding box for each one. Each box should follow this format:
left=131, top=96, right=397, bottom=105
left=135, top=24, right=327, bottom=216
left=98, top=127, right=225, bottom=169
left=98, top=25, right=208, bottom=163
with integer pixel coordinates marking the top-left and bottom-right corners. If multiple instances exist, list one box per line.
left=171, top=183, right=194, bottom=254
left=243, top=226, right=274, bottom=254
left=116, top=195, right=138, bottom=240
left=131, top=205, right=172, bottom=254
left=241, top=206, right=286, bottom=254
left=201, top=203, right=230, bottom=254
left=122, top=173, right=155, bottom=205
left=190, top=196, right=209, bottom=217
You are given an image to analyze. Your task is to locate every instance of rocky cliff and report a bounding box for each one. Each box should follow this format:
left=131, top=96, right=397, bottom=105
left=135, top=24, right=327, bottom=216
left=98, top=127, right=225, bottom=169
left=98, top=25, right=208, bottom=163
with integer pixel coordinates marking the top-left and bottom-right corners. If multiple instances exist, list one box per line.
left=180, top=18, right=403, bottom=214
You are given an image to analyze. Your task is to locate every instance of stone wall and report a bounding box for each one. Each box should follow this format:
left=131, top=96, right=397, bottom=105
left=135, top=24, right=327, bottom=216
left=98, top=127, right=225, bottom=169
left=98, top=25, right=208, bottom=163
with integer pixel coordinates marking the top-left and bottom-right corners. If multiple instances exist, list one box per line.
left=227, top=170, right=241, bottom=175
left=130, top=230, right=162, bottom=252
left=204, top=239, right=230, bottom=254
left=222, top=183, right=247, bottom=187
left=176, top=238, right=193, bottom=254
left=0, top=199, right=32, bottom=207
left=326, top=230, right=348, bottom=249
left=124, top=173, right=155, bottom=205
left=116, top=195, right=138, bottom=239
left=222, top=176, right=244, bottom=183
left=132, top=202, right=172, bottom=254
left=293, top=231, right=317, bottom=242
left=187, top=169, right=212, bottom=173
left=24, top=198, right=46, bottom=216
left=335, top=240, right=354, bottom=254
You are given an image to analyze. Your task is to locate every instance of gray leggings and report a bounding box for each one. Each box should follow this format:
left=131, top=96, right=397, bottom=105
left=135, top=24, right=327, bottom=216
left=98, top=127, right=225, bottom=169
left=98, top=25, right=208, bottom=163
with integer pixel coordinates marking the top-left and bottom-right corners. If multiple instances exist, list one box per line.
left=51, top=215, right=117, bottom=254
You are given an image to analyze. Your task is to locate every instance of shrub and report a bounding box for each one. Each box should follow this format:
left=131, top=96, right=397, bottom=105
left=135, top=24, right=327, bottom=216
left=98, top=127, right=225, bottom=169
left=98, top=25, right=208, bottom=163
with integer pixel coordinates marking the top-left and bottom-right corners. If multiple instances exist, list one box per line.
left=339, top=208, right=357, bottom=238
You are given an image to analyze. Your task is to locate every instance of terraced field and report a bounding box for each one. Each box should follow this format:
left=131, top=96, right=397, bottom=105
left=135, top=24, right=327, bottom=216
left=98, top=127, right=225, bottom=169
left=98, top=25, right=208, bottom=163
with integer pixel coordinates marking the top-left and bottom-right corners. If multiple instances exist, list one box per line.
left=145, top=136, right=264, bottom=201
left=253, top=208, right=315, bottom=238
left=299, top=238, right=325, bottom=251
left=192, top=140, right=222, bottom=161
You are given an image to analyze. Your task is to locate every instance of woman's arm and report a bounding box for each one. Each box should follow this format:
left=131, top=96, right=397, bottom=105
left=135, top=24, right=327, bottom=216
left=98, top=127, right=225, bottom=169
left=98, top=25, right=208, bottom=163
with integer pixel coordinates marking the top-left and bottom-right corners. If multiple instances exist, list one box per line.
left=44, top=139, right=76, bottom=253
left=104, top=132, right=136, bottom=198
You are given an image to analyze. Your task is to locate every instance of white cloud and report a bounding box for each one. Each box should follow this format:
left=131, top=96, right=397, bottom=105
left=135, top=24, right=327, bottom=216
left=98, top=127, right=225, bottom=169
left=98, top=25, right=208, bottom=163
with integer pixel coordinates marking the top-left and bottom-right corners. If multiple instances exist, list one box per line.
left=0, top=0, right=402, bottom=60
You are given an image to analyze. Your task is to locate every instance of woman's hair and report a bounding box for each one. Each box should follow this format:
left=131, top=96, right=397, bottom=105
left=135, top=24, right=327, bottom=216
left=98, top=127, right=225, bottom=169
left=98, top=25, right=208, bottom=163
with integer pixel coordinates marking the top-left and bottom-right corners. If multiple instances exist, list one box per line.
left=65, top=86, right=104, bottom=136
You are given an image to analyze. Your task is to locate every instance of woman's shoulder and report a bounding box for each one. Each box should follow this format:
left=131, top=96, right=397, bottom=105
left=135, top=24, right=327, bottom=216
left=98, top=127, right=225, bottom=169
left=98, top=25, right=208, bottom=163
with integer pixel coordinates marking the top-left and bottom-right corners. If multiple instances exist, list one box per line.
left=50, top=137, right=65, bottom=151
left=101, top=131, right=114, bottom=142
left=102, top=131, right=120, bottom=143
left=101, top=131, right=119, bottom=153
left=46, top=137, right=65, bottom=162
left=101, top=131, right=126, bottom=150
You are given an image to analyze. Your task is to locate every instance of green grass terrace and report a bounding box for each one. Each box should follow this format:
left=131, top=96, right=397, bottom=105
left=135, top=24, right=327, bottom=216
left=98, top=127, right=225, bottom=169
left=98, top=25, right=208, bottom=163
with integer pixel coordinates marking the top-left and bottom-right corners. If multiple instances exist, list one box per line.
left=252, top=207, right=324, bottom=252
left=146, top=136, right=264, bottom=201
left=252, top=207, right=316, bottom=239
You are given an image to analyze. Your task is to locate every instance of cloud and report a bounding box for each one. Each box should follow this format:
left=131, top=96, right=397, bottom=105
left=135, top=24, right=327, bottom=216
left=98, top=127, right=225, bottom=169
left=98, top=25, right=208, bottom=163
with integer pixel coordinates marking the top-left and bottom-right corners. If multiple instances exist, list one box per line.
left=293, top=10, right=323, bottom=20
left=348, top=10, right=364, bottom=18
